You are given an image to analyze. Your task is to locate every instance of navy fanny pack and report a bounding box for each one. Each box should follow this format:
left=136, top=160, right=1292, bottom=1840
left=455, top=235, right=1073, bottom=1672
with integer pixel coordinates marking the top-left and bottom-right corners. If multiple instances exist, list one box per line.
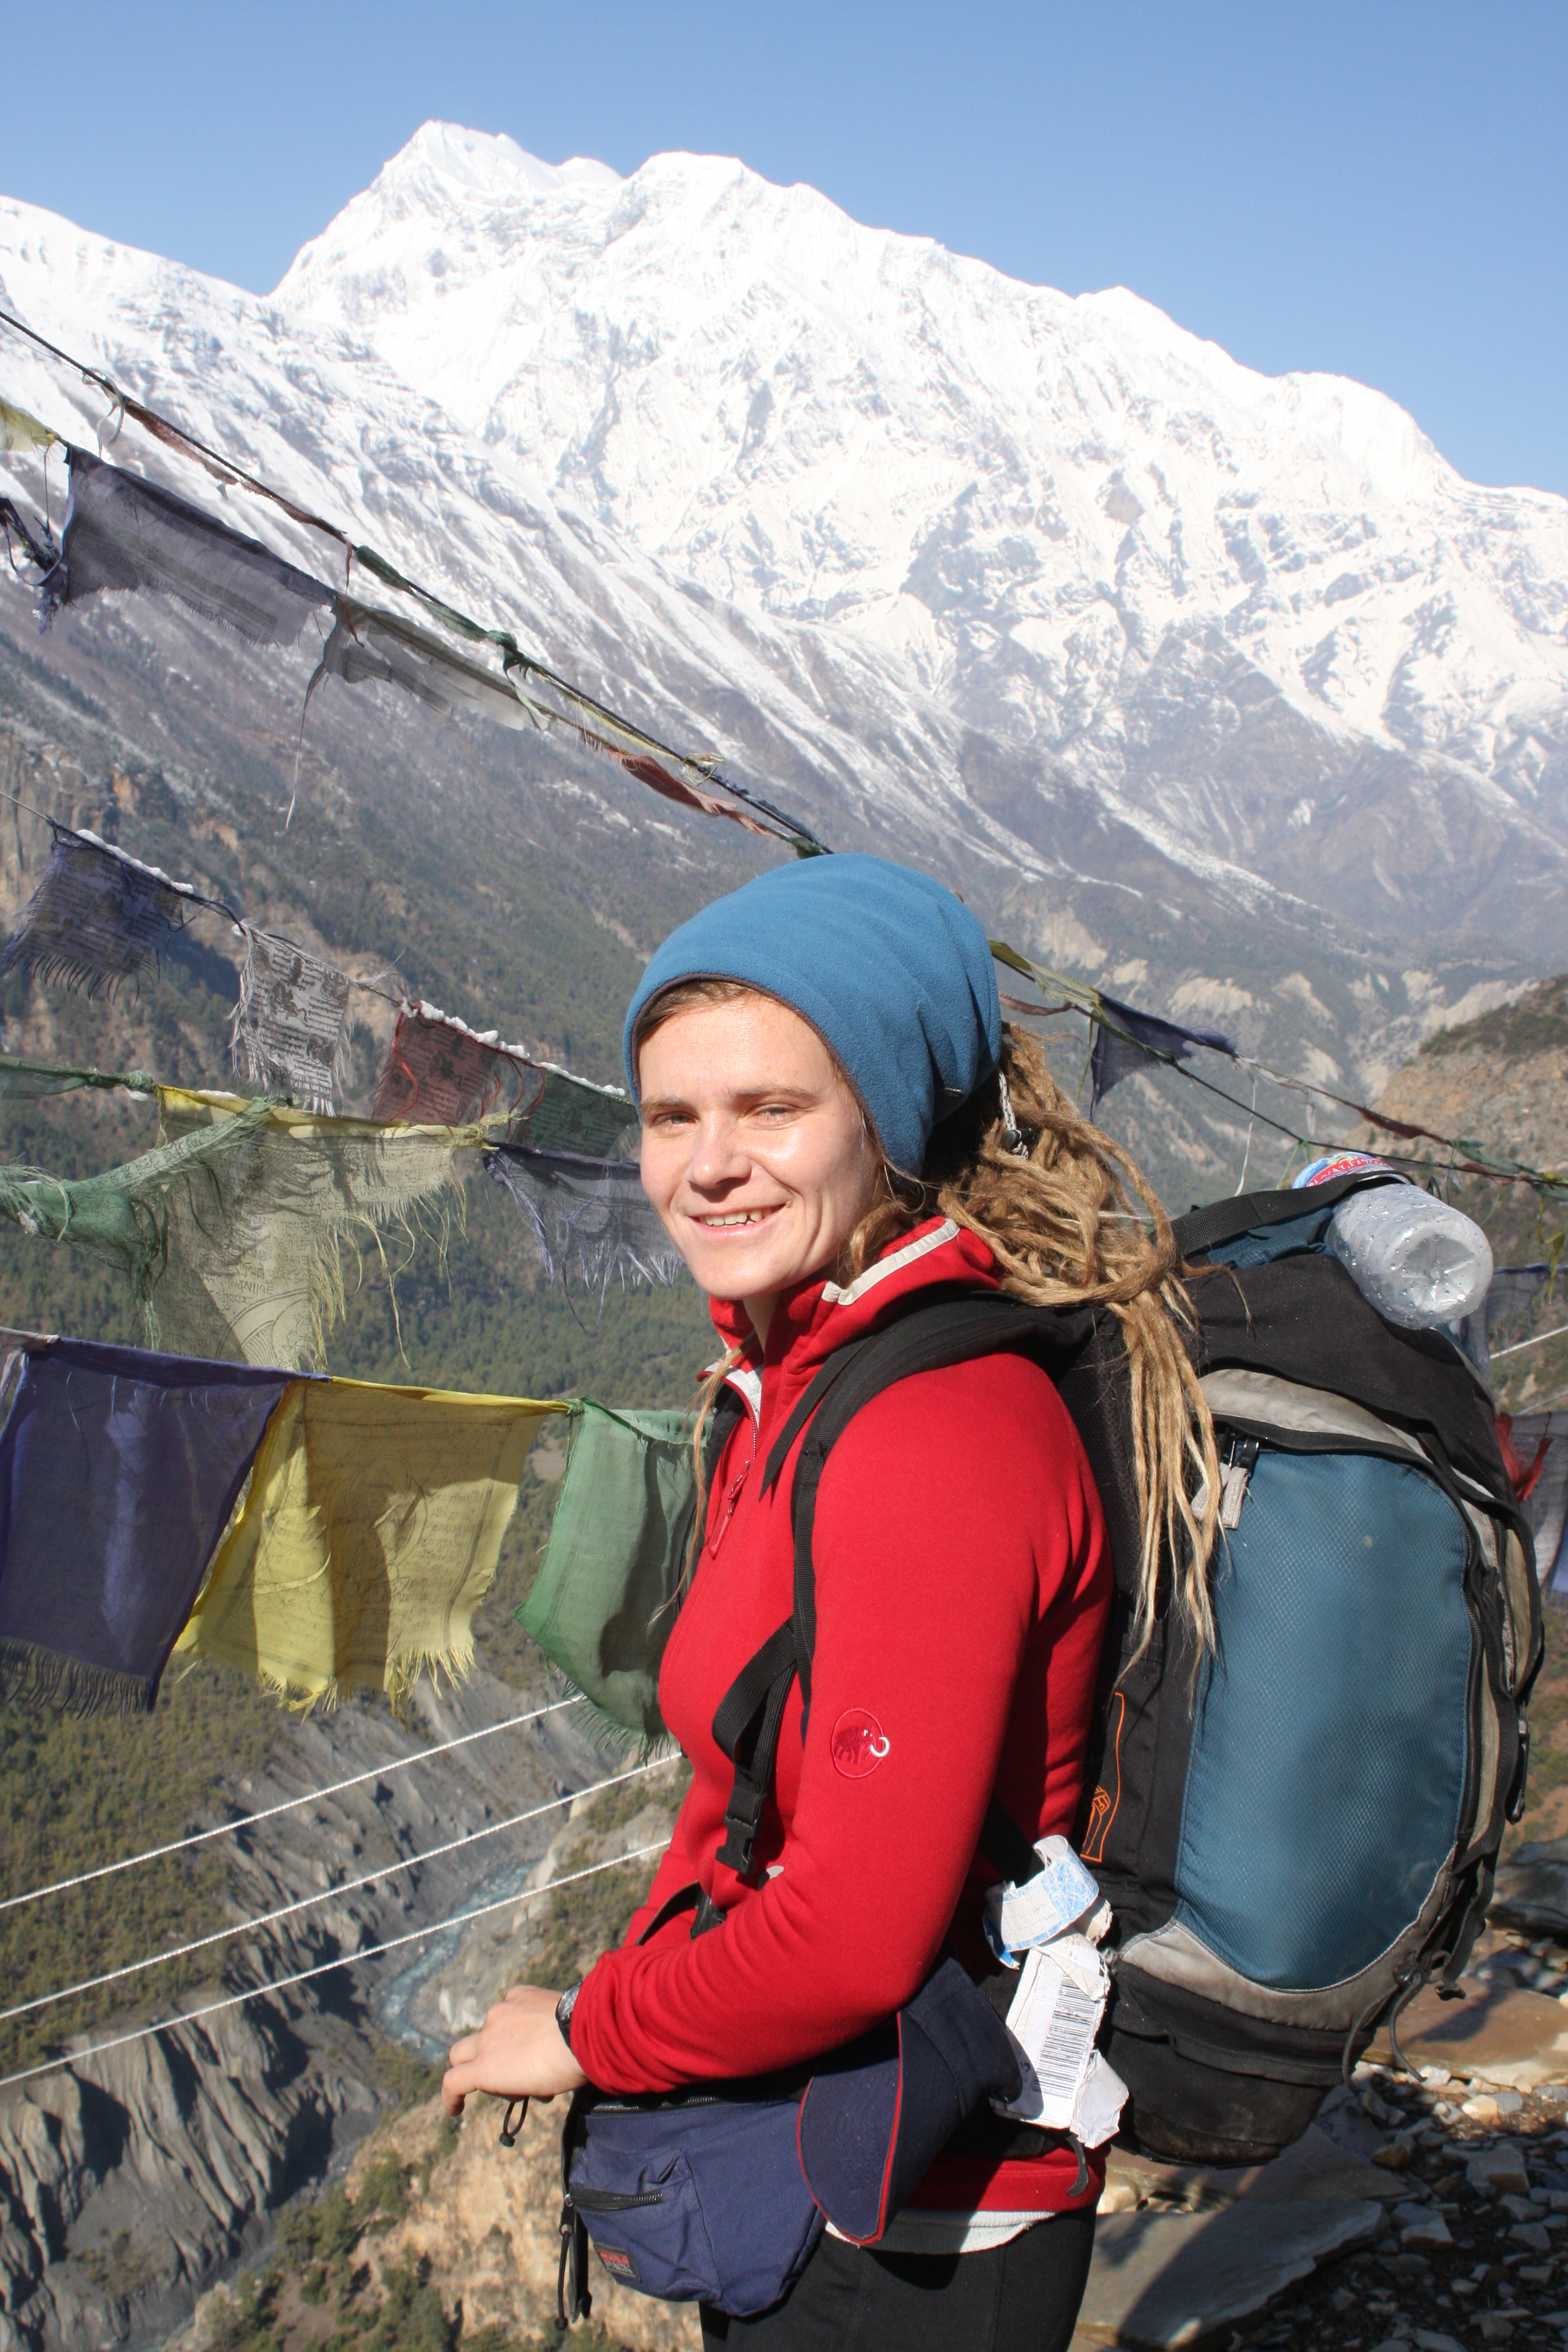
left=560, top=2077, right=820, bottom=2322
left=556, top=1955, right=1024, bottom=2324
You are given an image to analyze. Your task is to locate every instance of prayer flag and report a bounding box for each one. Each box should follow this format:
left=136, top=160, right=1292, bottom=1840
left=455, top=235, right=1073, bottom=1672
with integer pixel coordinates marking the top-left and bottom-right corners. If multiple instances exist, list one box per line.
left=38, top=448, right=333, bottom=645
left=1503, top=1410, right=1567, bottom=1594
left=0, top=1329, right=293, bottom=1714
left=0, top=397, right=56, bottom=455
left=152, top=1089, right=477, bottom=1371
left=305, top=598, right=785, bottom=841
left=230, top=927, right=351, bottom=1113
left=1089, top=995, right=1236, bottom=1111
left=305, top=600, right=538, bottom=734
left=369, top=1008, right=635, bottom=1145
left=519, top=1400, right=694, bottom=1743
left=372, top=1005, right=518, bottom=1126
left=0, top=494, right=56, bottom=573
left=508, top=1065, right=636, bottom=1159
left=0, top=1097, right=273, bottom=1342
left=177, top=1375, right=566, bottom=1708
left=2, top=824, right=200, bottom=1002
left=488, top=1143, right=685, bottom=1298
left=0, top=1050, right=157, bottom=1102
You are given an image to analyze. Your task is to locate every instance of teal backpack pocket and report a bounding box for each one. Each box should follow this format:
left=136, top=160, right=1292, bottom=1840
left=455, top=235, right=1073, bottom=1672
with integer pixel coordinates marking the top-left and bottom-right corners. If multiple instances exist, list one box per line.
left=1174, top=1446, right=1473, bottom=1991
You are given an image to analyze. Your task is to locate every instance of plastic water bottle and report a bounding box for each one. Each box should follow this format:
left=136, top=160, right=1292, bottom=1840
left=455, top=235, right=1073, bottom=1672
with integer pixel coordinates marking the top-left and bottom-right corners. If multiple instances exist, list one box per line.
left=1293, top=1152, right=1494, bottom=1330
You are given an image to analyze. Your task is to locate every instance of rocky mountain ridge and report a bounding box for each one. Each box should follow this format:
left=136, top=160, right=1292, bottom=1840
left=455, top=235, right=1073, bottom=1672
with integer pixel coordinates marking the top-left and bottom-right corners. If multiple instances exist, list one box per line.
left=0, top=1656, right=622, bottom=2352
left=275, top=121, right=1568, bottom=950
left=1, top=121, right=1563, bottom=1035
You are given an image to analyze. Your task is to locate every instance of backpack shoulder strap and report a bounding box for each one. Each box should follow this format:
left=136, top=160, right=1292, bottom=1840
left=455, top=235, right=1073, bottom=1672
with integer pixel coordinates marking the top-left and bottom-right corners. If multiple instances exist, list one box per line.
left=709, top=1292, right=1093, bottom=1884
left=787, top=1294, right=1091, bottom=1713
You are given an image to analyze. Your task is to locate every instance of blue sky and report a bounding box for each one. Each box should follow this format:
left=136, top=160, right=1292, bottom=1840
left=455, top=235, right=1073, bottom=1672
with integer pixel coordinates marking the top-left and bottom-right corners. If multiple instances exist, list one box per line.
left=15, top=1, right=1567, bottom=494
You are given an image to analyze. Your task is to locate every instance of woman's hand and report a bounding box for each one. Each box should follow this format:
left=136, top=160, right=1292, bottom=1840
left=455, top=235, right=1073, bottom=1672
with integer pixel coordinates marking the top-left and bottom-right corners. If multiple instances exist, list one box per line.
left=442, top=1984, right=587, bottom=2117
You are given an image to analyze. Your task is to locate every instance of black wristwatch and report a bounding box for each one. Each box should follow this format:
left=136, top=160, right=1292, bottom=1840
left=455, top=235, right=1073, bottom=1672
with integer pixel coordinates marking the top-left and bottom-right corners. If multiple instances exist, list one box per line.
left=555, top=1981, right=582, bottom=2049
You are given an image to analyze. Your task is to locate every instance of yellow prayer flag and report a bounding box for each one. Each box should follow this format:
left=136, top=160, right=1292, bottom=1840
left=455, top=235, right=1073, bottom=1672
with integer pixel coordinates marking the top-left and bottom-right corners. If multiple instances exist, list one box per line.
left=0, top=396, right=57, bottom=455
left=177, top=1375, right=567, bottom=1707
left=154, top=1088, right=498, bottom=1369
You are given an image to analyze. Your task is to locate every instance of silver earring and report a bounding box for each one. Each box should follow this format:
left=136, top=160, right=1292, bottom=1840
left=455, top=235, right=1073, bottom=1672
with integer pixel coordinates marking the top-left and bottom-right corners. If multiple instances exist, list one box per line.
left=997, top=1070, right=1029, bottom=1157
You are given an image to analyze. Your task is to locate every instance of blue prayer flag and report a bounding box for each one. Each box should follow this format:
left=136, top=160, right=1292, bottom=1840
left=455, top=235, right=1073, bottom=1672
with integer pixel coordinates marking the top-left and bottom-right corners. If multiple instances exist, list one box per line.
left=0, top=1333, right=295, bottom=1714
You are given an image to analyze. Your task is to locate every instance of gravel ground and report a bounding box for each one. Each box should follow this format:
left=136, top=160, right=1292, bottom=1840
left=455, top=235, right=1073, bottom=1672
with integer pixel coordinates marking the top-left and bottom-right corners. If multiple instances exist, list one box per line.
left=1223, top=1968, right=1568, bottom=2349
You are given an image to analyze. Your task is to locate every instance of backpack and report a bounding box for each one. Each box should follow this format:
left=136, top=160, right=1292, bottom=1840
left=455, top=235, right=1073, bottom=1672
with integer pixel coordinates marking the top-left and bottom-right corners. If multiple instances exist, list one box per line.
left=701, top=1169, right=1542, bottom=2167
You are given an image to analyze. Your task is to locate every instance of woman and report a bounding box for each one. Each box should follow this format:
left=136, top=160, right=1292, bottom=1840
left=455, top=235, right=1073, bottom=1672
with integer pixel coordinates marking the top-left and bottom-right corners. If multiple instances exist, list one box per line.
left=443, top=854, right=1218, bottom=2350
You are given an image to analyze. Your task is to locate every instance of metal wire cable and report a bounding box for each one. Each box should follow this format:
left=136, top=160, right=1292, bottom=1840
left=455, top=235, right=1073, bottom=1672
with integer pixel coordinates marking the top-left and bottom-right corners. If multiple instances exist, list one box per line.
left=0, top=1696, right=584, bottom=1917
left=0, top=1753, right=673, bottom=2026
left=1492, top=1321, right=1568, bottom=1362
left=0, top=1838, right=671, bottom=2094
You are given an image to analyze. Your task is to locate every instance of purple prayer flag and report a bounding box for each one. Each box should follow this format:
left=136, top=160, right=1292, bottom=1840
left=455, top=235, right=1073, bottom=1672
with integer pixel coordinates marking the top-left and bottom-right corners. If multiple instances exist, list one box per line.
left=0, top=1331, right=296, bottom=1714
left=1089, top=995, right=1236, bottom=1111
left=2, top=825, right=197, bottom=1002
left=38, top=448, right=333, bottom=646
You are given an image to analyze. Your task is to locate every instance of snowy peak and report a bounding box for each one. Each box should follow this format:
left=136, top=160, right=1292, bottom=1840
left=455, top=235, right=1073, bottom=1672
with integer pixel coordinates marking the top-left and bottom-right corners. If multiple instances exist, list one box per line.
left=390, top=123, right=621, bottom=200
left=273, top=122, right=620, bottom=315
left=1, top=128, right=1565, bottom=976
left=270, top=126, right=1568, bottom=898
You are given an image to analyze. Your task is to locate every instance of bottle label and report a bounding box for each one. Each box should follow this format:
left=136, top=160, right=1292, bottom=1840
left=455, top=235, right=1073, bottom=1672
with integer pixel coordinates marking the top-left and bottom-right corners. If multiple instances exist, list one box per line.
left=1293, top=1151, right=1395, bottom=1191
left=983, top=1835, right=1108, bottom=1962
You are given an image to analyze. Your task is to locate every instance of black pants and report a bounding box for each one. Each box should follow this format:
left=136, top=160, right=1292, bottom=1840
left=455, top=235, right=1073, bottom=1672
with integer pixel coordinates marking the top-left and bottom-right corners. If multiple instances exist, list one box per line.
left=699, top=2211, right=1096, bottom=2352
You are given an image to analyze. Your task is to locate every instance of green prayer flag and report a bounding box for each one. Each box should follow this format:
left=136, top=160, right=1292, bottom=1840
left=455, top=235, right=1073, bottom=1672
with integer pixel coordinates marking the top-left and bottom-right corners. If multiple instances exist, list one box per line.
left=519, top=1400, right=699, bottom=1744
left=0, top=1099, right=272, bottom=1344
left=0, top=1051, right=158, bottom=1102
left=512, top=1064, right=636, bottom=1159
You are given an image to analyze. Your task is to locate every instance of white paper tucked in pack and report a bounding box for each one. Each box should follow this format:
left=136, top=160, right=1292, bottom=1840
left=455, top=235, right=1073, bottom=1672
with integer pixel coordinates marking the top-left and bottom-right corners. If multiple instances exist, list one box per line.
left=993, top=1932, right=1128, bottom=2147
left=984, top=1834, right=1111, bottom=1961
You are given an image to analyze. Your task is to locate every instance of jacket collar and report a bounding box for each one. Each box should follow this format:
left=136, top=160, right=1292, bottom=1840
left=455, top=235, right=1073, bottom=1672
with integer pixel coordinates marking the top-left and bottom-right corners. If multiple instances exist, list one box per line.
left=711, top=1217, right=1001, bottom=1420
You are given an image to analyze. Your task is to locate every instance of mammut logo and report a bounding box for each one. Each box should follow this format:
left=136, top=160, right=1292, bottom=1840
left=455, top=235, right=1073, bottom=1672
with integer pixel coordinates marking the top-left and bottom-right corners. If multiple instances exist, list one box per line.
left=596, top=2245, right=640, bottom=2282
left=831, top=1708, right=890, bottom=1779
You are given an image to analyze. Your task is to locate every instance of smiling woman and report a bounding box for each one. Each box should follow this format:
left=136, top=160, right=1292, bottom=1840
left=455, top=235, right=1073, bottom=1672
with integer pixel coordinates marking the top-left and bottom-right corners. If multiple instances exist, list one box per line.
left=442, top=854, right=1219, bottom=2351
left=636, top=982, right=878, bottom=1342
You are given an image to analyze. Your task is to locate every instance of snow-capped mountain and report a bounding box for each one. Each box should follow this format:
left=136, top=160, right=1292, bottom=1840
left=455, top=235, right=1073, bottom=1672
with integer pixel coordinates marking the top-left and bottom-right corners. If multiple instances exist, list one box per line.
left=0, top=120, right=1562, bottom=1080
left=275, top=123, right=1568, bottom=953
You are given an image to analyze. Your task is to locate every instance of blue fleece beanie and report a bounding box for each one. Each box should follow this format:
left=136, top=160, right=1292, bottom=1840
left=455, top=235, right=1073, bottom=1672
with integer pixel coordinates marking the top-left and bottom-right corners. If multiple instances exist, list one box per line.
left=622, top=855, right=1002, bottom=1175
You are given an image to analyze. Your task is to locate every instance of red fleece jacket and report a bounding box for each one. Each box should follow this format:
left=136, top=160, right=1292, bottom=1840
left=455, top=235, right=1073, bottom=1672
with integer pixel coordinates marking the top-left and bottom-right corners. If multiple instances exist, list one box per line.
left=569, top=1218, right=1112, bottom=2213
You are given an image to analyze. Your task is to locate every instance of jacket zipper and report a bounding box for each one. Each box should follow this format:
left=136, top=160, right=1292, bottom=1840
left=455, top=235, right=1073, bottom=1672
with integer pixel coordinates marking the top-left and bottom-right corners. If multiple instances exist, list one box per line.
left=708, top=1428, right=755, bottom=1555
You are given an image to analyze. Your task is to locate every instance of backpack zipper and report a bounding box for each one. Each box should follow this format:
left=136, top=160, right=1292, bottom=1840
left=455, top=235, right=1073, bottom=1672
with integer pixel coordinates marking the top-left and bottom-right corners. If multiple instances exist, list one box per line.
left=570, top=2186, right=667, bottom=2212
left=1218, top=1436, right=1261, bottom=1529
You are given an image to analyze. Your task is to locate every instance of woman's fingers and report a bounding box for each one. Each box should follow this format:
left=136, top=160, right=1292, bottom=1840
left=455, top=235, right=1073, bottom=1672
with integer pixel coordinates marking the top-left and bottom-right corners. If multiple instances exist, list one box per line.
left=442, top=1981, right=587, bottom=2107
left=440, top=2062, right=475, bottom=2117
